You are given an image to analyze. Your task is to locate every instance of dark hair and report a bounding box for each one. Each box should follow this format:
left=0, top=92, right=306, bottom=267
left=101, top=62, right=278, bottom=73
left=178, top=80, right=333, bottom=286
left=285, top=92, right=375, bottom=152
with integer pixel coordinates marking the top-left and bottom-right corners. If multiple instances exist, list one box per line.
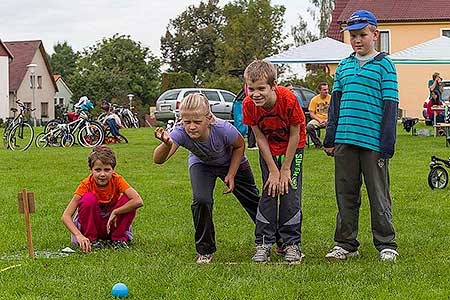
left=317, top=82, right=328, bottom=91
left=431, top=91, right=440, bottom=105
left=88, top=145, right=116, bottom=169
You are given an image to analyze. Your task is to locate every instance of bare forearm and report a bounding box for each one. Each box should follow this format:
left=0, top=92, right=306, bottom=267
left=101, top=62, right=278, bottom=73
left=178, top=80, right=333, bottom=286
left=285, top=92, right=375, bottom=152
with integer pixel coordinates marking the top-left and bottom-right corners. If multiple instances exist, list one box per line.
left=113, top=197, right=143, bottom=215
left=227, top=144, right=244, bottom=178
left=281, top=130, right=300, bottom=171
left=153, top=143, right=172, bottom=164
left=62, top=214, right=83, bottom=238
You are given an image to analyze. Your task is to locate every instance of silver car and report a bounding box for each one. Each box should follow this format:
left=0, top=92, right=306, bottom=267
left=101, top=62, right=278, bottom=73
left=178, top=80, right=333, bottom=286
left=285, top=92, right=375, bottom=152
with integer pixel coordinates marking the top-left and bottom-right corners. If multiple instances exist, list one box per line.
left=154, top=88, right=236, bottom=121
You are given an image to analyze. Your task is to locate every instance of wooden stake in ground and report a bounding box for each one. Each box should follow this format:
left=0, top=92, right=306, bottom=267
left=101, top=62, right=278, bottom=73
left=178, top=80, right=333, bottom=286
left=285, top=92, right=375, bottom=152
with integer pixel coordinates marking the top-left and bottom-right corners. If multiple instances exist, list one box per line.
left=18, top=189, right=35, bottom=259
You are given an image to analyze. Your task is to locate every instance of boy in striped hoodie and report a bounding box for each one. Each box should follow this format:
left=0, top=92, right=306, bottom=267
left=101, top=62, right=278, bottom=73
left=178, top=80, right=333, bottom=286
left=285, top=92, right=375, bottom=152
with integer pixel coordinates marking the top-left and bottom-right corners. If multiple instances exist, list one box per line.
left=323, top=10, right=399, bottom=261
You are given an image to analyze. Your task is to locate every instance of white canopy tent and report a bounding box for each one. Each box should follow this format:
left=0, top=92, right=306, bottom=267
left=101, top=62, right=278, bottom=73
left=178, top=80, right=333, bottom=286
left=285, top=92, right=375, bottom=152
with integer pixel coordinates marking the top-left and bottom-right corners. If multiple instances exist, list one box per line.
left=389, top=36, right=450, bottom=64
left=265, top=37, right=353, bottom=64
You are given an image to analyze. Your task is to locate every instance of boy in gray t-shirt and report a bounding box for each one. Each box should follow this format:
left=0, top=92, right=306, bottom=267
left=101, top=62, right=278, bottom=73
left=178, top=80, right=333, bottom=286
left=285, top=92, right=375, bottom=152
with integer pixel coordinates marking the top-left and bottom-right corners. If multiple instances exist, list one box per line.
left=153, top=93, right=260, bottom=264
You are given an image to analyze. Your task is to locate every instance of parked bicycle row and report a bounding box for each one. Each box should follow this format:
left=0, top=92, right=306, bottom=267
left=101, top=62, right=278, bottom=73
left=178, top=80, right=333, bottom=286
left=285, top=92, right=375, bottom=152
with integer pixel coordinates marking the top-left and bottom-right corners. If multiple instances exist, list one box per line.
left=2, top=99, right=129, bottom=151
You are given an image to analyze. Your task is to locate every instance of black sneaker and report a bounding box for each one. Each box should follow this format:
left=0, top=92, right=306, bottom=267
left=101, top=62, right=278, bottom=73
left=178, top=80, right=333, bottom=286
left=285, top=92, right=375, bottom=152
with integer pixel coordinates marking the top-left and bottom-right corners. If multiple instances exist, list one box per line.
left=110, top=240, right=130, bottom=250
left=91, top=240, right=107, bottom=250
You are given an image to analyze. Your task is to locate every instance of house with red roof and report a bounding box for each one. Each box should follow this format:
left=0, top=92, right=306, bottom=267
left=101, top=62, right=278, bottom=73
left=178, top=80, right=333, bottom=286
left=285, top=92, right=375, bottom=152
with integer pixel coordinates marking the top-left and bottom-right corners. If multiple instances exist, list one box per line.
left=3, top=40, right=57, bottom=123
left=53, top=75, right=73, bottom=110
left=0, top=40, right=14, bottom=121
left=328, top=0, right=450, bottom=117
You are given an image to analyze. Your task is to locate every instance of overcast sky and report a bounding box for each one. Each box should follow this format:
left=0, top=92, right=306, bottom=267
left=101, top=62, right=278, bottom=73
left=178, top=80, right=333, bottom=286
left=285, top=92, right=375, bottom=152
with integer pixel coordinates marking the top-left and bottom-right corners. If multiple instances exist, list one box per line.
left=0, top=0, right=317, bottom=57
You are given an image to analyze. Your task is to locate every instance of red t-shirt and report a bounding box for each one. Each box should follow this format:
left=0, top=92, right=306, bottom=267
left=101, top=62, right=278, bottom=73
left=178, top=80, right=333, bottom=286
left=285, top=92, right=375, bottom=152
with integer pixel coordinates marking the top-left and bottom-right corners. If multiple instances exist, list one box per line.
left=242, top=86, right=306, bottom=156
left=75, top=173, right=130, bottom=205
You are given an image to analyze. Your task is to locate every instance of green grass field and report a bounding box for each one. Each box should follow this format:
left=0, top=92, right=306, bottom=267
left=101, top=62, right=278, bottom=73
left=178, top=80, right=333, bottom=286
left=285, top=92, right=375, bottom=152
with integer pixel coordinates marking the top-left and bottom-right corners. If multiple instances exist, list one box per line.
left=1, top=124, right=450, bottom=299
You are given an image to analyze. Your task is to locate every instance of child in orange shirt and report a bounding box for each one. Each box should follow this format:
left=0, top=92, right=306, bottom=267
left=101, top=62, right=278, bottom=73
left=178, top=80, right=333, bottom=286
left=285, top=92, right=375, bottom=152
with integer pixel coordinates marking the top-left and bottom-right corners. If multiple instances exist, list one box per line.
left=62, top=145, right=143, bottom=252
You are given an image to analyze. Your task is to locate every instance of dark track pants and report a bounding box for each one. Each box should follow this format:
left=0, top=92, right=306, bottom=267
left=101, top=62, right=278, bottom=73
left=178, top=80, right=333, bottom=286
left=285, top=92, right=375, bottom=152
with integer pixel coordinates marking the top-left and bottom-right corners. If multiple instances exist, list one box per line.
left=333, top=144, right=398, bottom=252
left=255, top=148, right=304, bottom=246
left=189, top=161, right=260, bottom=255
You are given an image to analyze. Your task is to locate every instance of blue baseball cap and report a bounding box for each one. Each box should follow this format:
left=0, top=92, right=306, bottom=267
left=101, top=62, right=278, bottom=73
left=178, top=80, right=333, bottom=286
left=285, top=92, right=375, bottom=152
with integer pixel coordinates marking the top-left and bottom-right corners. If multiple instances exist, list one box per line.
left=342, top=10, right=377, bottom=31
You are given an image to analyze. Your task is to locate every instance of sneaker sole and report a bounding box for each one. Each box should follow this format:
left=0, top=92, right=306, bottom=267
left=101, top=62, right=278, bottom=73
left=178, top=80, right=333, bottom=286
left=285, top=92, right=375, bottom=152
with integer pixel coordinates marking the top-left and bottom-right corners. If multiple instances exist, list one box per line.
left=284, top=253, right=305, bottom=265
left=252, top=256, right=271, bottom=263
left=325, top=251, right=359, bottom=261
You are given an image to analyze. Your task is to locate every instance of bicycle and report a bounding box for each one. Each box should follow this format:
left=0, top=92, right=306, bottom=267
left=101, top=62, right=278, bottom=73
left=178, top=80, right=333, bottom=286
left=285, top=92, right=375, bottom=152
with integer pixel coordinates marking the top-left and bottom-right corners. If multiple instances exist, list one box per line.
left=38, top=110, right=104, bottom=148
left=6, top=100, right=35, bottom=151
left=428, top=155, right=450, bottom=189
left=2, top=108, right=19, bottom=149
left=35, top=122, right=76, bottom=148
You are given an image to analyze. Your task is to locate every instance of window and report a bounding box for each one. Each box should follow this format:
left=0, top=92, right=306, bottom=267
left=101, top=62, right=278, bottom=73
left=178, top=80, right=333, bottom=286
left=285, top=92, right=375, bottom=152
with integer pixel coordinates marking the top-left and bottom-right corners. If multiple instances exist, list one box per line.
left=375, top=31, right=390, bottom=54
left=442, top=30, right=450, bottom=38
left=202, top=91, right=221, bottom=103
left=37, top=76, right=42, bottom=89
left=41, top=102, right=48, bottom=118
left=54, top=98, right=58, bottom=105
left=183, top=90, right=200, bottom=98
left=59, top=98, right=64, bottom=105
left=29, top=76, right=35, bottom=88
left=221, top=92, right=235, bottom=103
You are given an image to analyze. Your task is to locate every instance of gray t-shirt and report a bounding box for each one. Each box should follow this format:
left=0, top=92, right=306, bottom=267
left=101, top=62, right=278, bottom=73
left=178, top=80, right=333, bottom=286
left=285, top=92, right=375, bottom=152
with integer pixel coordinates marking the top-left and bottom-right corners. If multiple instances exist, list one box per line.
left=170, top=119, right=247, bottom=168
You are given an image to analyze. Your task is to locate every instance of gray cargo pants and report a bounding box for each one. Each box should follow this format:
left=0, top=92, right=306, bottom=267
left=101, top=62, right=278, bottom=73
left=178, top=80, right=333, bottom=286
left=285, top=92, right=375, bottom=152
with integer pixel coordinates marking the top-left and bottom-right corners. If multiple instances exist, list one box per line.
left=333, top=144, right=397, bottom=252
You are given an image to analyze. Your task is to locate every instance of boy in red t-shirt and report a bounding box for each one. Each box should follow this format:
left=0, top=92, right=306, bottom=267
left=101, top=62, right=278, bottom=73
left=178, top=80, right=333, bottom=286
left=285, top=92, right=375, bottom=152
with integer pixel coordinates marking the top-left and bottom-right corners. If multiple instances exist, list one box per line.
left=62, top=145, right=143, bottom=252
left=243, top=60, right=306, bottom=264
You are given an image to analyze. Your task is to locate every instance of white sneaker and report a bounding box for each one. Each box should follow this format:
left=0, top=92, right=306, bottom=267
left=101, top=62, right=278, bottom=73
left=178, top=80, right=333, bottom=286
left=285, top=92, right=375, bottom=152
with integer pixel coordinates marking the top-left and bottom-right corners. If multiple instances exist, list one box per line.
left=325, top=246, right=359, bottom=260
left=196, top=253, right=213, bottom=264
left=380, top=249, right=398, bottom=261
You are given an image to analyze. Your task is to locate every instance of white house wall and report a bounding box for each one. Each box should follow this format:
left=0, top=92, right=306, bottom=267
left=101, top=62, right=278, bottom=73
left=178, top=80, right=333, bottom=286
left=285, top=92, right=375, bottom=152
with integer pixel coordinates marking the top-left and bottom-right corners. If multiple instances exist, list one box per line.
left=0, top=56, right=9, bottom=121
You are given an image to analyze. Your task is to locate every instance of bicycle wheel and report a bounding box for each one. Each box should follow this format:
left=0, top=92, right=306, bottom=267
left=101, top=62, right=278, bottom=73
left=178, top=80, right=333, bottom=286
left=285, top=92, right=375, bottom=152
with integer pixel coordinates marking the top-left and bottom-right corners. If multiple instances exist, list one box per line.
left=132, top=116, right=140, bottom=128
left=61, top=133, right=75, bottom=147
left=114, top=133, right=129, bottom=144
left=428, top=166, right=448, bottom=189
left=96, top=112, right=106, bottom=123
left=35, top=132, right=49, bottom=148
left=8, top=123, right=34, bottom=151
left=78, top=122, right=104, bottom=147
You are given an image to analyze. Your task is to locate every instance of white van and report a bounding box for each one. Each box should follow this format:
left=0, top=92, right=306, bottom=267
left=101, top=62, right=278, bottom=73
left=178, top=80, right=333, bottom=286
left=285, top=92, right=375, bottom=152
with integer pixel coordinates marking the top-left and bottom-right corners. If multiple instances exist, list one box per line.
left=154, top=88, right=236, bottom=121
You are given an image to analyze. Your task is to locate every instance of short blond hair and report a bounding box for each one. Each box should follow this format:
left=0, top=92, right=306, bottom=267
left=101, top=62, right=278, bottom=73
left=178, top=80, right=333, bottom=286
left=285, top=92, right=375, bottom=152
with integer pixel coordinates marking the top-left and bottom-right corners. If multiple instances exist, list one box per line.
left=244, top=60, right=277, bottom=87
left=180, top=93, right=211, bottom=117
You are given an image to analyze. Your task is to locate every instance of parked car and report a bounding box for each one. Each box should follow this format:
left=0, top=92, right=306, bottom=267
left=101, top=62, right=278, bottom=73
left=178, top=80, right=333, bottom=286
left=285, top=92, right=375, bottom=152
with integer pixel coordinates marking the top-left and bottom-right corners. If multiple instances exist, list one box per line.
left=232, top=85, right=317, bottom=120
left=154, top=88, right=236, bottom=121
left=231, top=85, right=317, bottom=136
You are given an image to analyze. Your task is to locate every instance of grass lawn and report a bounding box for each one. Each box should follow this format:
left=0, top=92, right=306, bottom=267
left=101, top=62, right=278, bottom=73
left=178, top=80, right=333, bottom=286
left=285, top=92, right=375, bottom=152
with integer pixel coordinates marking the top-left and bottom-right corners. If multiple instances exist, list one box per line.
left=1, top=124, right=450, bottom=299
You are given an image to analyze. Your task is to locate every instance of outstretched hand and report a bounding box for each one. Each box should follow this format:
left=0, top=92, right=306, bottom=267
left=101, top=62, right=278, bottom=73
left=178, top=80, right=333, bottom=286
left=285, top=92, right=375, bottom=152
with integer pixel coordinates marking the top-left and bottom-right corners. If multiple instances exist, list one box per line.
left=154, top=127, right=172, bottom=145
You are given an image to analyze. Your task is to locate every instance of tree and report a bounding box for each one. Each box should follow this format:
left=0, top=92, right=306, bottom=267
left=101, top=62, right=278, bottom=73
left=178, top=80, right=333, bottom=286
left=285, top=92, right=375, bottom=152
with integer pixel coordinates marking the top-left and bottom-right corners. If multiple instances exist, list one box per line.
left=48, top=41, right=78, bottom=80
left=216, top=0, right=288, bottom=73
left=309, top=0, right=335, bottom=38
left=291, top=15, right=318, bottom=47
left=71, top=34, right=160, bottom=107
left=160, top=0, right=223, bottom=80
